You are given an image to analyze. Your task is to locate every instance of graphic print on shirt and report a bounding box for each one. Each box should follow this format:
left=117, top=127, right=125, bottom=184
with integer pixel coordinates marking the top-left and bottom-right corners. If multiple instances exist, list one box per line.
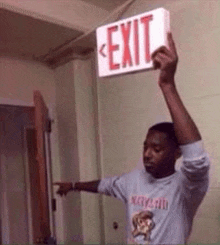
left=130, top=195, right=169, bottom=243
left=130, top=195, right=169, bottom=210
left=132, top=210, right=155, bottom=243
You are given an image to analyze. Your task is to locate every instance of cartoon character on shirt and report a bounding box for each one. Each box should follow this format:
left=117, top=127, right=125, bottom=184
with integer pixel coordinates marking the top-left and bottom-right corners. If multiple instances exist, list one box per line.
left=132, top=210, right=155, bottom=243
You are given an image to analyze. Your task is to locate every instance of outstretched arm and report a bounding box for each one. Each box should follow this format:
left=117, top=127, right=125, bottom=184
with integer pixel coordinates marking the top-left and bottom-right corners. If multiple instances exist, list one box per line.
left=53, top=180, right=100, bottom=196
left=151, top=33, right=201, bottom=145
left=74, top=180, right=101, bottom=193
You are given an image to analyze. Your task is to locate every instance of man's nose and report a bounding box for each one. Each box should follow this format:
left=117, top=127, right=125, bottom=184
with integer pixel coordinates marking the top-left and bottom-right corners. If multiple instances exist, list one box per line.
left=144, top=148, right=153, bottom=158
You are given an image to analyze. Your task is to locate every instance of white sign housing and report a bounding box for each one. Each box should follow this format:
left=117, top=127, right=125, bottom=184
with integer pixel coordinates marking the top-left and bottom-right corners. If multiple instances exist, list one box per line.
left=96, top=8, right=170, bottom=77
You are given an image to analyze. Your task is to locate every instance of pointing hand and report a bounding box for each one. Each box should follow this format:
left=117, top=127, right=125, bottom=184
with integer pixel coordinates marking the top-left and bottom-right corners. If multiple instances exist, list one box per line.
left=53, top=182, right=74, bottom=196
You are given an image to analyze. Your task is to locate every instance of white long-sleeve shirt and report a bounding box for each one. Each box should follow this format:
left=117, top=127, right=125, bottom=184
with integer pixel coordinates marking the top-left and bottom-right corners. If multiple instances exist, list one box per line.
left=98, top=140, right=210, bottom=244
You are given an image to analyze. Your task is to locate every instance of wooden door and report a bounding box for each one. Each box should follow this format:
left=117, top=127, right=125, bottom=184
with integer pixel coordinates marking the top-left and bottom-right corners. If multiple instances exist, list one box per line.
left=33, top=90, right=51, bottom=244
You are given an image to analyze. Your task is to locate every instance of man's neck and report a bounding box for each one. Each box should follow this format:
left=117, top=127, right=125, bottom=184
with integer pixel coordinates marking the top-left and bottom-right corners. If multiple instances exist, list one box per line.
left=152, top=169, right=176, bottom=179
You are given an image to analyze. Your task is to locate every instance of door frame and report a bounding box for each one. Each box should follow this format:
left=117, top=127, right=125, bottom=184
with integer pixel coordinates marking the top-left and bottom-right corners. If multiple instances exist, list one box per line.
left=23, top=126, right=56, bottom=244
left=23, top=125, right=35, bottom=244
left=44, top=129, right=56, bottom=239
left=0, top=148, right=10, bottom=244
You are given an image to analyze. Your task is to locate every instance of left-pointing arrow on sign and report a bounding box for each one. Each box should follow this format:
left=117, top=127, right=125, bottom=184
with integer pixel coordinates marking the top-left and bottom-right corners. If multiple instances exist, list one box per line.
left=99, top=44, right=106, bottom=57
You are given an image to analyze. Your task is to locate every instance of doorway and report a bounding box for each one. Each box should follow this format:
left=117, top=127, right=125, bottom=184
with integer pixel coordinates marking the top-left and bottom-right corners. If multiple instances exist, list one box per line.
left=0, top=102, right=55, bottom=244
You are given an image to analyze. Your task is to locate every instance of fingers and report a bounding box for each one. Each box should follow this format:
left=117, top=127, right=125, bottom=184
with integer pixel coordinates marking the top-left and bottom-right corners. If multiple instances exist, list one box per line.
left=53, top=182, right=71, bottom=186
left=153, top=60, right=160, bottom=69
left=151, top=47, right=172, bottom=70
left=53, top=182, right=63, bottom=186
left=152, top=49, right=163, bottom=69
left=53, top=182, right=75, bottom=197
left=56, top=189, right=68, bottom=197
left=152, top=52, right=173, bottom=70
left=56, top=190, right=63, bottom=196
left=53, top=182, right=66, bottom=196
left=151, top=46, right=170, bottom=59
left=151, top=33, right=177, bottom=61
left=167, top=32, right=177, bottom=55
left=151, top=33, right=178, bottom=70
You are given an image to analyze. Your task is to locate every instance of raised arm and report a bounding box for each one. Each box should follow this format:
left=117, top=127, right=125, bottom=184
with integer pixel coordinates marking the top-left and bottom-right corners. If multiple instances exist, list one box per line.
left=151, top=33, right=201, bottom=145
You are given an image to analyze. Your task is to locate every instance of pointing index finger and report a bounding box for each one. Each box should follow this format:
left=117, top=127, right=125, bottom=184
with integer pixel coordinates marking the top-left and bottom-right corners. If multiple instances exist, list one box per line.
left=53, top=182, right=62, bottom=186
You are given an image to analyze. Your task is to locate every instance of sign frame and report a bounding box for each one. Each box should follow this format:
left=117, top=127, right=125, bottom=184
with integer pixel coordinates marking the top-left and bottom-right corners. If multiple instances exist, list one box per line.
left=96, top=8, right=170, bottom=77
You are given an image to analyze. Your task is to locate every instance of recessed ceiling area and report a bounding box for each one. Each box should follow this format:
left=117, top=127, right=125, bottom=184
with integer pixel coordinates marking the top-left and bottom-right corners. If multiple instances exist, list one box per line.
left=0, top=0, right=131, bottom=67
left=0, top=8, right=84, bottom=59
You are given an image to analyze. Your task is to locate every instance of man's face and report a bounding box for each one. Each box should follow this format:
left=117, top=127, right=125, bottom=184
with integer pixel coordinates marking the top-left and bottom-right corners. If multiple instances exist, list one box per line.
left=143, top=130, right=178, bottom=178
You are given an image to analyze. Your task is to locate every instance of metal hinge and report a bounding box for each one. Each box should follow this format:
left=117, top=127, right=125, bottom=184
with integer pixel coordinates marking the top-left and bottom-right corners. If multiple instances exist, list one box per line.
left=46, top=119, right=52, bottom=133
left=52, top=198, right=56, bottom=212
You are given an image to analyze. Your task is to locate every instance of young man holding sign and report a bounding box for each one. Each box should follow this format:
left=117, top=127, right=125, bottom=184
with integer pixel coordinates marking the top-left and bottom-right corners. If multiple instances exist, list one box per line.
left=54, top=33, right=209, bottom=245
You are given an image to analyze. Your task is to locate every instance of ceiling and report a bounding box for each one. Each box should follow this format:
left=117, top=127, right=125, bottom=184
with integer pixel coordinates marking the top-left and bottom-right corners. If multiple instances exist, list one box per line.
left=81, top=0, right=129, bottom=11
left=0, top=8, right=83, bottom=60
left=0, top=0, right=129, bottom=68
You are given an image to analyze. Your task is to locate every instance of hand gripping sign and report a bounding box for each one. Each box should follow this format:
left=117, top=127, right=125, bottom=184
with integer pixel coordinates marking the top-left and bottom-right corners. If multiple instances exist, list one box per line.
left=96, top=8, right=170, bottom=77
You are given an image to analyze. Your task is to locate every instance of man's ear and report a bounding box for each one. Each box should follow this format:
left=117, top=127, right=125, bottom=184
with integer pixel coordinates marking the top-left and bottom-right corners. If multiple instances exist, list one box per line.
left=175, top=147, right=182, bottom=160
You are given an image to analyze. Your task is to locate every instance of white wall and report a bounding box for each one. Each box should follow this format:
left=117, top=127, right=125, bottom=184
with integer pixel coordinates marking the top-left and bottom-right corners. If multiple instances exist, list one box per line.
left=73, top=58, right=103, bottom=244
left=97, top=0, right=220, bottom=243
left=54, top=61, right=83, bottom=244
left=54, top=57, right=104, bottom=244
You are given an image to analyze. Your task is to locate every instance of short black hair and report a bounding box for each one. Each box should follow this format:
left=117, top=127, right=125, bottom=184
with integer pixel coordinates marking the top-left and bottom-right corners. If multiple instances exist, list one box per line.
left=149, top=122, right=179, bottom=147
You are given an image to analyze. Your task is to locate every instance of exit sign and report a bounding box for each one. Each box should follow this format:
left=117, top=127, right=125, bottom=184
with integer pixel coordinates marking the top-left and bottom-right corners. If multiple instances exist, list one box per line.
left=96, top=8, right=170, bottom=77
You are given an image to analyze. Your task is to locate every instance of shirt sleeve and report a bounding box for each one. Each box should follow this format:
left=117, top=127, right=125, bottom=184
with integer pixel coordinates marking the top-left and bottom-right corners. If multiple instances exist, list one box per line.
left=180, top=140, right=210, bottom=181
left=97, top=174, right=128, bottom=203
left=179, top=140, right=210, bottom=215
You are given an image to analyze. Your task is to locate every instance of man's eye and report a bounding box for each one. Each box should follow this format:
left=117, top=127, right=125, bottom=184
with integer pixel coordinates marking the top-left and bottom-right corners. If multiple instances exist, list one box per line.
left=154, top=148, right=161, bottom=153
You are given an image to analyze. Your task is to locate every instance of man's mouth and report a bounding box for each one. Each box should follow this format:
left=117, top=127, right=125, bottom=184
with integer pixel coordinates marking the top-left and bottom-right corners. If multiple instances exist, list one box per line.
left=144, top=163, right=155, bottom=172
left=144, top=162, right=154, bottom=167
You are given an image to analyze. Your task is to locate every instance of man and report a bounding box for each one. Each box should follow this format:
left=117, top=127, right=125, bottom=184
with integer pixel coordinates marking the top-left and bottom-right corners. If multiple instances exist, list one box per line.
left=54, top=33, right=210, bottom=244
